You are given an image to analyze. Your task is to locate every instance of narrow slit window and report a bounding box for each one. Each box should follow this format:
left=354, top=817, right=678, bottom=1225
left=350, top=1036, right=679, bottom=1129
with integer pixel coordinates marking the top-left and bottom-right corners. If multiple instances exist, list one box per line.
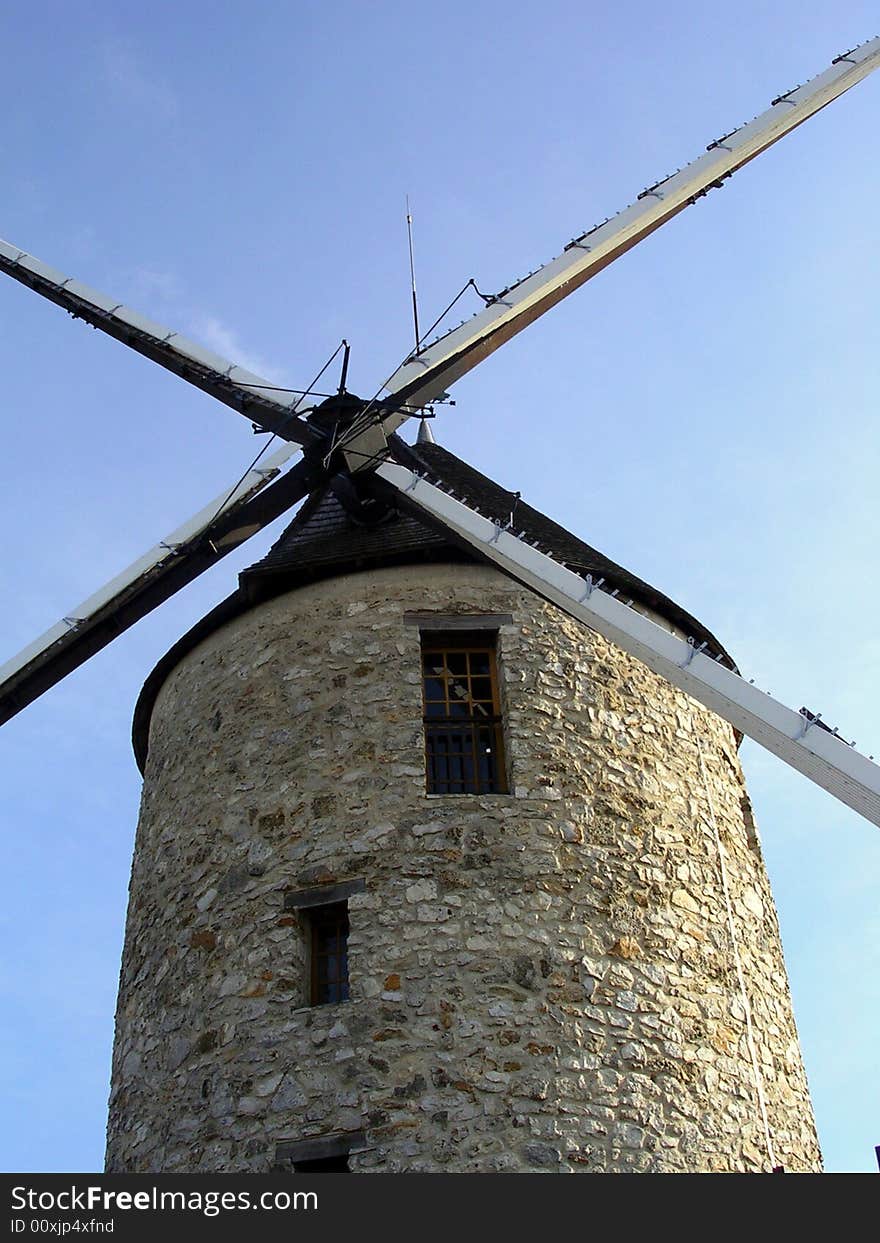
left=275, top=1131, right=365, bottom=1172
left=309, top=902, right=349, bottom=1005
left=421, top=633, right=507, bottom=794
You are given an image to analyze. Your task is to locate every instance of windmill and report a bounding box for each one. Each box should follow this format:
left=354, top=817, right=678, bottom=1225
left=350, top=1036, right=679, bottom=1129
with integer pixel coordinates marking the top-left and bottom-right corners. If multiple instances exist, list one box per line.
left=1, top=36, right=878, bottom=1173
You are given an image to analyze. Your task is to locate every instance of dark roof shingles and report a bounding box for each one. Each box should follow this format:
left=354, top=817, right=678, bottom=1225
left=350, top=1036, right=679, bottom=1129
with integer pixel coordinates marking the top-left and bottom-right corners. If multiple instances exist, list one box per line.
left=243, top=437, right=732, bottom=667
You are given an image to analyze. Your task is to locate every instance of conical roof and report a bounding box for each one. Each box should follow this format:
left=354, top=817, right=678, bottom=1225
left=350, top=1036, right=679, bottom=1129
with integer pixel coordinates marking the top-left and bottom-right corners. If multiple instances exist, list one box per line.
left=241, top=437, right=727, bottom=646
left=133, top=435, right=734, bottom=770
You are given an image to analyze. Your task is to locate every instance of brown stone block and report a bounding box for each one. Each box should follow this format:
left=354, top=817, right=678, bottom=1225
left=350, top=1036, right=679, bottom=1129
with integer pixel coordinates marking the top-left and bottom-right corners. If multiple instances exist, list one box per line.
left=610, top=936, right=641, bottom=959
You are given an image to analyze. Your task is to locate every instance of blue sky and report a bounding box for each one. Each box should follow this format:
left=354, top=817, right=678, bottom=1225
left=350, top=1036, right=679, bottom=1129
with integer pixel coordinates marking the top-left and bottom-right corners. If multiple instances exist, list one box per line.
left=0, top=1, right=878, bottom=1172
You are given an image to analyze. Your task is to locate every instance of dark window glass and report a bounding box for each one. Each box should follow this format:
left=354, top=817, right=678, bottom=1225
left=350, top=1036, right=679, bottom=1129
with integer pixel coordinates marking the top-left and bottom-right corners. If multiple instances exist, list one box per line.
left=293, top=1154, right=350, bottom=1172
left=421, top=639, right=507, bottom=794
left=310, top=903, right=349, bottom=1005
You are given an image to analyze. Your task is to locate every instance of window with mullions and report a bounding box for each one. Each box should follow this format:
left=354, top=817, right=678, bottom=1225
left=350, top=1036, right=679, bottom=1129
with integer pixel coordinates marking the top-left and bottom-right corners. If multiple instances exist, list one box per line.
left=421, top=635, right=507, bottom=794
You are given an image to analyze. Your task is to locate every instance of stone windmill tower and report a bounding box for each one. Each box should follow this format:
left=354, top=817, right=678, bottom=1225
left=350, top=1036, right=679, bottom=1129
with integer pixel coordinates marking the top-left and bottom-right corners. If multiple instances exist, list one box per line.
left=105, top=433, right=821, bottom=1173
left=1, top=40, right=878, bottom=1174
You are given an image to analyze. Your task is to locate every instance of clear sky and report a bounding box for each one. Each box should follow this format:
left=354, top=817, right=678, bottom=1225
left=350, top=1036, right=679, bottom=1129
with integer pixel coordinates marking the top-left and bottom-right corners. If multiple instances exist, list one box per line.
left=0, top=1, right=877, bottom=1173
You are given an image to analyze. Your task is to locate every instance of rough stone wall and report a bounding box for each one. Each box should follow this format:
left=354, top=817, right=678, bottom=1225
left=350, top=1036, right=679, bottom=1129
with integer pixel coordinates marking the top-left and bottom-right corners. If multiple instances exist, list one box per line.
left=106, top=563, right=821, bottom=1172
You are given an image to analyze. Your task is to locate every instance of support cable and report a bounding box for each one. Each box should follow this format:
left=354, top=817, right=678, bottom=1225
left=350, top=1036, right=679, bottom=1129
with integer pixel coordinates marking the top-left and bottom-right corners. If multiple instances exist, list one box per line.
left=329, top=357, right=416, bottom=461
left=204, top=340, right=346, bottom=533
left=224, top=383, right=336, bottom=397
left=332, top=277, right=483, bottom=460
left=416, top=278, right=481, bottom=352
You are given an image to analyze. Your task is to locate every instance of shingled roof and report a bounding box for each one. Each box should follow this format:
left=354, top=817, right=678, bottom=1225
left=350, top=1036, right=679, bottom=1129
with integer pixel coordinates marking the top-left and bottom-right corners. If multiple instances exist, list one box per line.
left=240, top=459, right=459, bottom=595
left=132, top=434, right=734, bottom=771
left=241, top=436, right=731, bottom=651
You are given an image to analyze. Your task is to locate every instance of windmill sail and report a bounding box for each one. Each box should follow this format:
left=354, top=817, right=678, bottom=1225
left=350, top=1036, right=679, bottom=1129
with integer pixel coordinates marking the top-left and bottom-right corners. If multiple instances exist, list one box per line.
left=0, top=451, right=318, bottom=726
left=363, top=37, right=880, bottom=442
left=0, top=238, right=320, bottom=446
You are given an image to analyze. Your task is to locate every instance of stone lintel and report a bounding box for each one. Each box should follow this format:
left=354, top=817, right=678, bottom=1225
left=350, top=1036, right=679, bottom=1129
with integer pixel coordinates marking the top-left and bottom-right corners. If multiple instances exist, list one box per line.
left=274, top=1130, right=367, bottom=1165
left=403, top=611, right=513, bottom=630
left=283, top=877, right=366, bottom=911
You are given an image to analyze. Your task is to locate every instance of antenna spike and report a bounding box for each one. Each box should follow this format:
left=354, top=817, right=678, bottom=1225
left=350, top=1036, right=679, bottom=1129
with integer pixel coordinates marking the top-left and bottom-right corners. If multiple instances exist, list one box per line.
left=406, top=195, right=421, bottom=355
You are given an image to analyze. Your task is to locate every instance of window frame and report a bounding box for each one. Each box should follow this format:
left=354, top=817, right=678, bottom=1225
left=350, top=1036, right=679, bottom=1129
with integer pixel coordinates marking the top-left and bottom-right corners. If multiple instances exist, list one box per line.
left=420, top=630, right=508, bottom=796
left=283, top=880, right=363, bottom=1009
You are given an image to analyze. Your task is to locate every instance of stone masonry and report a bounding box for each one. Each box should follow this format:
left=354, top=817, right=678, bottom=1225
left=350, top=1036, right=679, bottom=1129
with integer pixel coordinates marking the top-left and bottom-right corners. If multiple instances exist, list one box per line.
left=106, top=562, right=821, bottom=1172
